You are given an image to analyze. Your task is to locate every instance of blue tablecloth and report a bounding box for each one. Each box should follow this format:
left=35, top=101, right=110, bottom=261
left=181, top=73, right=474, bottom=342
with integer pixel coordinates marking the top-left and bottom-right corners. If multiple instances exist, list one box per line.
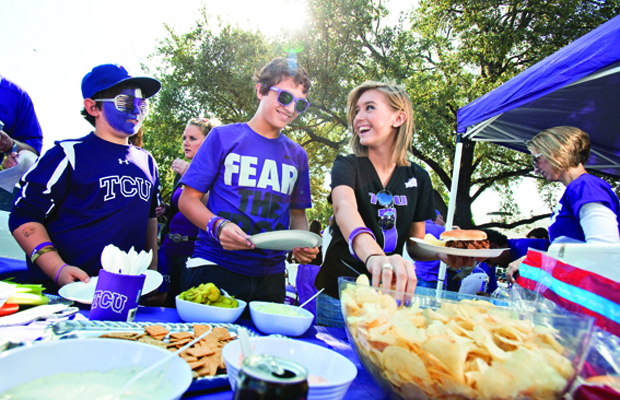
left=78, top=306, right=385, bottom=400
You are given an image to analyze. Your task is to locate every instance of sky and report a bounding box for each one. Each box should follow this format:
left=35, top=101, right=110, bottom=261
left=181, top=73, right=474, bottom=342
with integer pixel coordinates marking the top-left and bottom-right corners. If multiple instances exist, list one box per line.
left=0, top=0, right=551, bottom=234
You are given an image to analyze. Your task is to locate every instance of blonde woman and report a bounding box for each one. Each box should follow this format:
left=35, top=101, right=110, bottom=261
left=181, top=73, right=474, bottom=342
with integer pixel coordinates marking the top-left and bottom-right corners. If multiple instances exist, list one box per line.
left=161, top=118, right=217, bottom=306
left=507, top=126, right=620, bottom=282
left=314, top=81, right=469, bottom=327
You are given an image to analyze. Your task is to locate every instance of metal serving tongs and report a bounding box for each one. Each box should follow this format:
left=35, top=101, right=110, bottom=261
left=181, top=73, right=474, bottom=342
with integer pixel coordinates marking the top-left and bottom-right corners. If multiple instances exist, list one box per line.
left=0, top=304, right=79, bottom=328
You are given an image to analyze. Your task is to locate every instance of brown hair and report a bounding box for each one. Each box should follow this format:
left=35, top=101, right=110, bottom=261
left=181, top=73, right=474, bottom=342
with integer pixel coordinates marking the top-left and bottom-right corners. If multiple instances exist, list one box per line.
left=347, top=81, right=415, bottom=166
left=254, top=57, right=311, bottom=96
left=527, top=126, right=590, bottom=171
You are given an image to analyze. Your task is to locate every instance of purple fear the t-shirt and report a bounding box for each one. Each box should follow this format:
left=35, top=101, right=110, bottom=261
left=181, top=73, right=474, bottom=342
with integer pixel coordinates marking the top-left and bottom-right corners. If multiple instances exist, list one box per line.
left=180, top=123, right=312, bottom=277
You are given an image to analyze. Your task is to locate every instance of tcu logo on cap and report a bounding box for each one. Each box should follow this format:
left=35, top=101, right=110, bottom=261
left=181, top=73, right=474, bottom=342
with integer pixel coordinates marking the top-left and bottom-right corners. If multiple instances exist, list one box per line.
left=92, top=290, right=128, bottom=314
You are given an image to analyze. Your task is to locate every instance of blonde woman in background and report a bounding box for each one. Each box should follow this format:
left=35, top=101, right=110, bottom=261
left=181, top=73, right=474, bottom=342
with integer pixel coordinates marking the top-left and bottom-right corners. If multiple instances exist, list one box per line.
left=508, top=126, right=620, bottom=282
left=161, top=118, right=217, bottom=307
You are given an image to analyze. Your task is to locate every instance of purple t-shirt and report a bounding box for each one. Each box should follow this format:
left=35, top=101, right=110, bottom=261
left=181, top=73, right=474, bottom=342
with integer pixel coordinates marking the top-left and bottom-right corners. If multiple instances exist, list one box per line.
left=161, top=185, right=198, bottom=256
left=415, top=220, right=445, bottom=282
left=548, top=174, right=620, bottom=242
left=180, top=123, right=312, bottom=276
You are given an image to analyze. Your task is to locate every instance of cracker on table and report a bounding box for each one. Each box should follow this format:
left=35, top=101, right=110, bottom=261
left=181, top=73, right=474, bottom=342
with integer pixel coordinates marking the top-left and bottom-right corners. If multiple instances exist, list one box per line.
left=137, top=336, right=167, bottom=349
left=170, top=331, right=193, bottom=340
left=99, top=332, right=138, bottom=340
left=211, top=327, right=232, bottom=341
left=181, top=355, right=198, bottom=363
left=188, top=358, right=210, bottom=370
left=193, top=324, right=211, bottom=337
left=145, top=325, right=169, bottom=338
left=187, top=346, right=215, bottom=358
left=172, top=338, right=193, bottom=347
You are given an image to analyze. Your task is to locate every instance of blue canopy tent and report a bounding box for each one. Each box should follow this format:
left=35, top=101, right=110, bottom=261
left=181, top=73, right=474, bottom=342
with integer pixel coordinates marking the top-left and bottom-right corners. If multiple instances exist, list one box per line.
left=433, top=15, right=620, bottom=292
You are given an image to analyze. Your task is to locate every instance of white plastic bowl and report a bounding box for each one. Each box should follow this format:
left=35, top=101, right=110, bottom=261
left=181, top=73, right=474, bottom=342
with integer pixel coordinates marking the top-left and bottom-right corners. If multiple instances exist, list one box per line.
left=176, top=295, right=246, bottom=323
left=0, top=338, right=192, bottom=399
left=223, top=337, right=357, bottom=400
left=0, top=281, right=15, bottom=308
left=249, top=301, right=314, bottom=336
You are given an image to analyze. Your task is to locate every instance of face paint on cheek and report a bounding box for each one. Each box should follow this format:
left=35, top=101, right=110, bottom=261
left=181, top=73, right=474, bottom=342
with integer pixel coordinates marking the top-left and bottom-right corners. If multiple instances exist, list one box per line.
left=102, top=103, right=140, bottom=135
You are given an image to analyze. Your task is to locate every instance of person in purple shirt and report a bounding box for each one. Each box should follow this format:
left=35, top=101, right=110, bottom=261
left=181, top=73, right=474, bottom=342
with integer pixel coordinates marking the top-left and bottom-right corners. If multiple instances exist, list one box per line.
left=178, top=57, right=319, bottom=305
left=508, top=126, right=620, bottom=282
left=0, top=75, right=43, bottom=169
left=404, top=210, right=446, bottom=288
left=160, top=118, right=217, bottom=307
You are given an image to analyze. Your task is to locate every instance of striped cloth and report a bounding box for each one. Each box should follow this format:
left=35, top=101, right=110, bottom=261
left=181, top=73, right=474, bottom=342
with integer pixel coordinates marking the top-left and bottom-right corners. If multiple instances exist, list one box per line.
left=516, top=249, right=620, bottom=336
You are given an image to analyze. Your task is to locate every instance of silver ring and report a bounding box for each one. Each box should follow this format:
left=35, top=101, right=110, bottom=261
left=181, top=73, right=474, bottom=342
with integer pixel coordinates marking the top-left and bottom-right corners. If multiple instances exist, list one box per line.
left=382, top=263, right=394, bottom=272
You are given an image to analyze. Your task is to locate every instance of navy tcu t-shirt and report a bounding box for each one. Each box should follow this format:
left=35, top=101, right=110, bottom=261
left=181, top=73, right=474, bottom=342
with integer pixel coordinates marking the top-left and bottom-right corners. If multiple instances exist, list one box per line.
left=10, top=132, right=160, bottom=284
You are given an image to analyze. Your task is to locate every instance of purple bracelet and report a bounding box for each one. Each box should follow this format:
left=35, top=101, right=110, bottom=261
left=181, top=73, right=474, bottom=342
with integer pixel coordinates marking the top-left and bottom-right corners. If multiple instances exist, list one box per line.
left=55, top=263, right=68, bottom=286
left=206, top=216, right=224, bottom=240
left=348, top=227, right=376, bottom=261
left=30, top=242, right=55, bottom=259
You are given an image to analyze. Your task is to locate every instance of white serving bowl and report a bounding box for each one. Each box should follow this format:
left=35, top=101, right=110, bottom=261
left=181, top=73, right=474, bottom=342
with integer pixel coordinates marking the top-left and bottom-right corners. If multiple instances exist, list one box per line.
left=223, top=337, right=357, bottom=400
left=0, top=281, right=15, bottom=308
left=249, top=301, right=314, bottom=336
left=0, top=338, right=192, bottom=399
left=176, top=295, right=246, bottom=323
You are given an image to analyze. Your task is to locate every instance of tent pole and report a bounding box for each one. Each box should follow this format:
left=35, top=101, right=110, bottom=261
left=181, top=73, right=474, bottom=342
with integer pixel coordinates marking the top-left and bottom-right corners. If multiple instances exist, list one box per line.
left=436, top=133, right=464, bottom=297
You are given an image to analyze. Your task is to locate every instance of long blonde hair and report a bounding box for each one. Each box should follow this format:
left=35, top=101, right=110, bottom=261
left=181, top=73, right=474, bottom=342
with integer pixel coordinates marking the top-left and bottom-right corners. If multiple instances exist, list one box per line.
left=347, top=81, right=415, bottom=166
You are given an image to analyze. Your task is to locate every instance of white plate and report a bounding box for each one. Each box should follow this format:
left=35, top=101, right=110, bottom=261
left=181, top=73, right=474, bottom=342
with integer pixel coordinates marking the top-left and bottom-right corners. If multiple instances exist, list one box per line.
left=58, top=269, right=163, bottom=305
left=410, top=237, right=508, bottom=258
left=249, top=230, right=322, bottom=251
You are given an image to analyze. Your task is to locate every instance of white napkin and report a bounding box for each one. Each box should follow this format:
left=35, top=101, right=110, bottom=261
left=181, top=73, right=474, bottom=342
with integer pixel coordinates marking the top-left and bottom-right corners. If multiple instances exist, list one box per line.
left=100, top=245, right=152, bottom=276
left=0, top=151, right=37, bottom=192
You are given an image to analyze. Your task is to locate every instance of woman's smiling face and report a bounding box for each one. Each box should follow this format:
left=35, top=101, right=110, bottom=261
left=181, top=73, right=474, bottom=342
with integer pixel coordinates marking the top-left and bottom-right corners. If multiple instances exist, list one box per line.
left=532, top=150, right=561, bottom=182
left=353, top=89, right=399, bottom=149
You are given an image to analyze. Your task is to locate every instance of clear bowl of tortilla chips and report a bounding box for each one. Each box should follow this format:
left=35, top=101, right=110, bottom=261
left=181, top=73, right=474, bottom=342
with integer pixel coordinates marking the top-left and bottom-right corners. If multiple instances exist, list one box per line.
left=339, top=276, right=594, bottom=400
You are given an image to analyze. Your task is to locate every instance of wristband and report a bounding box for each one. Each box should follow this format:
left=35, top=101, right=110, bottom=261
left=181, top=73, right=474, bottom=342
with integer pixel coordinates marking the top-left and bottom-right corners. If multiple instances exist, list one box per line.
left=55, top=264, right=68, bottom=286
left=348, top=227, right=376, bottom=261
left=206, top=216, right=224, bottom=240
left=364, top=253, right=384, bottom=266
left=30, top=242, right=55, bottom=259
left=31, top=245, right=58, bottom=264
left=216, top=220, right=231, bottom=242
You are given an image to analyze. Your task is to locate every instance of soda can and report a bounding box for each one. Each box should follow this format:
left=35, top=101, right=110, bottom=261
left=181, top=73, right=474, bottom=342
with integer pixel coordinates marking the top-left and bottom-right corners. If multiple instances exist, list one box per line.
left=234, top=354, right=308, bottom=400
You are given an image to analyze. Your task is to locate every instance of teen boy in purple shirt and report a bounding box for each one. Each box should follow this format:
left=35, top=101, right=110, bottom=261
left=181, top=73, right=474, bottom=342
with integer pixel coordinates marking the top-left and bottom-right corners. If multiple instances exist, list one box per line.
left=10, top=64, right=161, bottom=292
left=179, top=57, right=319, bottom=304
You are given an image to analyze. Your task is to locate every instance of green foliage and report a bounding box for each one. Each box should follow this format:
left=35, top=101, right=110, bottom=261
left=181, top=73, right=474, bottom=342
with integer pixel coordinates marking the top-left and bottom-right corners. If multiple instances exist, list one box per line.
left=143, top=0, right=620, bottom=229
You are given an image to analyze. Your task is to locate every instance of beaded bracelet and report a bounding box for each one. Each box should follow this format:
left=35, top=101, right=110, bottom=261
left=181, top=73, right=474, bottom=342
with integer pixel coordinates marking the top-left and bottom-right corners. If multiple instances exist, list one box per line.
left=31, top=246, right=57, bottom=264
left=30, top=242, right=55, bottom=259
left=206, top=216, right=224, bottom=240
left=348, top=227, right=376, bottom=261
left=55, top=263, right=68, bottom=286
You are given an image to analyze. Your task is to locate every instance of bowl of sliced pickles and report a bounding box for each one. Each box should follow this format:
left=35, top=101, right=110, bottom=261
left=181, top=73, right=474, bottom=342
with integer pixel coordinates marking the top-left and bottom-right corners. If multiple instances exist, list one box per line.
left=176, top=283, right=246, bottom=323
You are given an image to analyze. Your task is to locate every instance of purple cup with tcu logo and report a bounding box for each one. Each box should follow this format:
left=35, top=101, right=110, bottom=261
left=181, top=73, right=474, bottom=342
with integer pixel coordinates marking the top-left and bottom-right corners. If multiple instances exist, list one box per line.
left=89, top=270, right=146, bottom=322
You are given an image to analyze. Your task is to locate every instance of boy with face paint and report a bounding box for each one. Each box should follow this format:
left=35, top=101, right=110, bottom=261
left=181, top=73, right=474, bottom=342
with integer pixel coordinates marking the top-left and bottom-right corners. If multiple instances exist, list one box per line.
left=178, top=57, right=319, bottom=306
left=9, top=64, right=162, bottom=292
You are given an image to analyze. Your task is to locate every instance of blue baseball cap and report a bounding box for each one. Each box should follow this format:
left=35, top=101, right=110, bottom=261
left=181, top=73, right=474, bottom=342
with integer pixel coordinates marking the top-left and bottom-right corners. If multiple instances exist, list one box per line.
left=81, top=64, right=161, bottom=99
